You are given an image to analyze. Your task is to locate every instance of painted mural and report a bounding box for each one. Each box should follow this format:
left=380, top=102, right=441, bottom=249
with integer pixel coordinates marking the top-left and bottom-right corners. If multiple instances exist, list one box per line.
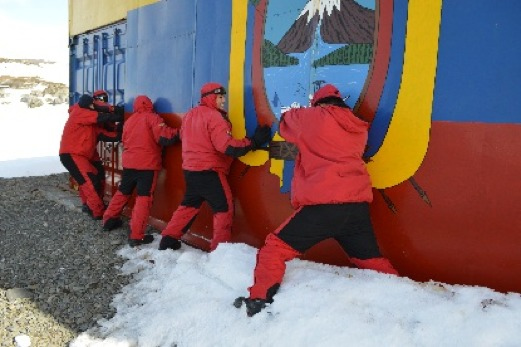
left=237, top=0, right=440, bottom=194
left=261, top=0, right=376, bottom=192
left=69, top=0, right=521, bottom=293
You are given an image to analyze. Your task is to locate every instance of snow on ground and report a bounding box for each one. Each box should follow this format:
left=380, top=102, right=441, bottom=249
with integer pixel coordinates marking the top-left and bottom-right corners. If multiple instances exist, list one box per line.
left=0, top=58, right=68, bottom=174
left=70, top=243, right=521, bottom=347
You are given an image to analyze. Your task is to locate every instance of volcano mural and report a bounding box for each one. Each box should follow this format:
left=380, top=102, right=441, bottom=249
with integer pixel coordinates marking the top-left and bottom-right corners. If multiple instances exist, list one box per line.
left=257, top=0, right=376, bottom=195
left=261, top=0, right=375, bottom=118
left=277, top=0, right=375, bottom=53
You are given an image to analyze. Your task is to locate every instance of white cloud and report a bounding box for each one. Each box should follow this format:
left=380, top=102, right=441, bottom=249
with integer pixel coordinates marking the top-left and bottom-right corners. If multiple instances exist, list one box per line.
left=0, top=0, right=31, bottom=4
left=0, top=11, right=68, bottom=63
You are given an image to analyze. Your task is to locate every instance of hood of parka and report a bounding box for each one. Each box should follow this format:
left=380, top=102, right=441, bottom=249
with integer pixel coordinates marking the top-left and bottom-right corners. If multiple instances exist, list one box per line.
left=133, top=95, right=154, bottom=113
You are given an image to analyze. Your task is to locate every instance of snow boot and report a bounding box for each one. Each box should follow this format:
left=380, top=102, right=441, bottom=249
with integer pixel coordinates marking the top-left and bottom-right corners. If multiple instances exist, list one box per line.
left=103, top=218, right=123, bottom=231
left=233, top=297, right=268, bottom=317
left=158, top=235, right=182, bottom=251
left=82, top=204, right=92, bottom=215
left=128, top=234, right=154, bottom=248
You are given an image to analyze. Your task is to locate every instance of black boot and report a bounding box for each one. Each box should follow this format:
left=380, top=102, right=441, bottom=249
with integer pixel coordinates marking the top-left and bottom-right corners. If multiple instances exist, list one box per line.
left=128, top=234, right=154, bottom=248
left=158, top=235, right=182, bottom=251
left=103, top=218, right=123, bottom=231
left=91, top=214, right=103, bottom=221
left=245, top=298, right=268, bottom=316
left=233, top=297, right=268, bottom=317
left=82, top=204, right=102, bottom=220
left=81, top=204, right=92, bottom=214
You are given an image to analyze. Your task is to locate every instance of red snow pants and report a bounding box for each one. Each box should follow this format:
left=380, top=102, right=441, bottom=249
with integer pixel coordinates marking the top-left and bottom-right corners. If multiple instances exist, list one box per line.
left=103, top=169, right=158, bottom=240
left=60, top=153, right=105, bottom=218
left=248, top=203, right=398, bottom=300
left=162, top=170, right=233, bottom=251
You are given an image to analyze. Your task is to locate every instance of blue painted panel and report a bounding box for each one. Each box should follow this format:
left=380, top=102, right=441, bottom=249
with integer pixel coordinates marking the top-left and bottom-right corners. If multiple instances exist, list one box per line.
left=433, top=0, right=521, bottom=124
left=243, top=3, right=258, bottom=136
left=69, top=23, right=126, bottom=106
left=126, top=0, right=197, bottom=113
left=192, top=0, right=232, bottom=108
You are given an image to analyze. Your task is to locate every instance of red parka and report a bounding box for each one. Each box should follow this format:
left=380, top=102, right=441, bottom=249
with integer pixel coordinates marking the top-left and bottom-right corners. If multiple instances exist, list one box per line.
left=122, top=96, right=179, bottom=170
left=59, top=104, right=100, bottom=159
left=180, top=94, right=251, bottom=174
left=279, top=104, right=373, bottom=208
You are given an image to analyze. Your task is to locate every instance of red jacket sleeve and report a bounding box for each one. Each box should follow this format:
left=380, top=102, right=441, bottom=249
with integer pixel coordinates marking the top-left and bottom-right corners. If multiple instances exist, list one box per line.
left=279, top=108, right=303, bottom=144
left=75, top=108, right=99, bottom=125
left=208, top=115, right=251, bottom=154
left=148, top=115, right=179, bottom=146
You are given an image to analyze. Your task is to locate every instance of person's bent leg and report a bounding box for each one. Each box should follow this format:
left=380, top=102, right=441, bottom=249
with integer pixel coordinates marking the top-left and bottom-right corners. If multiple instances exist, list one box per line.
left=248, top=233, right=301, bottom=301
left=160, top=171, right=203, bottom=250
left=241, top=206, right=334, bottom=316
left=60, top=153, right=88, bottom=208
left=162, top=206, right=200, bottom=239
left=92, top=160, right=106, bottom=199
left=66, top=154, right=105, bottom=219
left=102, top=191, right=129, bottom=230
left=207, top=172, right=233, bottom=251
left=129, top=196, right=153, bottom=239
left=128, top=170, right=157, bottom=241
left=103, top=168, right=136, bottom=230
left=336, top=202, right=399, bottom=276
left=350, top=257, right=398, bottom=275
left=248, top=205, right=331, bottom=301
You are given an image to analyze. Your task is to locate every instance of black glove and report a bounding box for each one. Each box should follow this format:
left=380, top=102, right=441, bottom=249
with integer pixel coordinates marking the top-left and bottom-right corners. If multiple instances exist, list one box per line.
left=113, top=105, right=125, bottom=117
left=250, top=125, right=272, bottom=149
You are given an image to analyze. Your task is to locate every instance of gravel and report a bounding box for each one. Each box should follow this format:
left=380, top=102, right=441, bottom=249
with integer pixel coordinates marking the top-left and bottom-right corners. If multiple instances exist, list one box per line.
left=0, top=173, right=141, bottom=346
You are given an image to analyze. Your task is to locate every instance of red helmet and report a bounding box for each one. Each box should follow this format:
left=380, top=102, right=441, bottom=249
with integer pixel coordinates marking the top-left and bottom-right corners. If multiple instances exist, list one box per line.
left=311, top=84, right=342, bottom=106
left=200, top=83, right=226, bottom=99
left=200, top=82, right=226, bottom=110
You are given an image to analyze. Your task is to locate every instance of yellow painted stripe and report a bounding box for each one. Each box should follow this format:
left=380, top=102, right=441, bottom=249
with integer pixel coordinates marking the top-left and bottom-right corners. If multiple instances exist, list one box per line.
left=229, top=0, right=269, bottom=166
left=228, top=0, right=247, bottom=139
left=268, top=133, right=286, bottom=187
left=367, top=0, right=442, bottom=189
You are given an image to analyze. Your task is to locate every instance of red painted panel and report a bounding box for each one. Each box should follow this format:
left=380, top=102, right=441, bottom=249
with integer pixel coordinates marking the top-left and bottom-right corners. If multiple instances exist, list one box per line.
left=371, top=121, right=521, bottom=292
left=355, top=0, right=393, bottom=122
left=252, top=0, right=276, bottom=126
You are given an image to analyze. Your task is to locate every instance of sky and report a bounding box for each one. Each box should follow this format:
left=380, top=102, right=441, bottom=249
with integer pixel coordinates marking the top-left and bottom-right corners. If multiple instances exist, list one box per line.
left=0, top=0, right=68, bottom=62
left=2, top=59, right=521, bottom=347
left=2, top=2, right=521, bottom=346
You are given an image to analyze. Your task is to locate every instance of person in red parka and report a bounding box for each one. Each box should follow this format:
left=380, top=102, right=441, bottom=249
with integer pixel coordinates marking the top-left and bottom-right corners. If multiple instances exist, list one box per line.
left=59, top=94, right=124, bottom=219
left=102, top=95, right=180, bottom=247
left=78, top=90, right=124, bottom=211
left=158, top=82, right=272, bottom=252
left=235, top=84, right=399, bottom=317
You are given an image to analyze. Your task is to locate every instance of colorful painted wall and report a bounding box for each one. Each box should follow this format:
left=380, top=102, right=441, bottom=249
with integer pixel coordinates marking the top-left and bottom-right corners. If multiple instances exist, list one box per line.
left=69, top=0, right=521, bottom=292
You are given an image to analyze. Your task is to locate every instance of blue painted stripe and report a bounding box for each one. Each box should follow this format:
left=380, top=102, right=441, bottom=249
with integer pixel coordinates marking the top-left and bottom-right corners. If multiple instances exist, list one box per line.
left=243, top=3, right=258, bottom=137
left=281, top=160, right=294, bottom=193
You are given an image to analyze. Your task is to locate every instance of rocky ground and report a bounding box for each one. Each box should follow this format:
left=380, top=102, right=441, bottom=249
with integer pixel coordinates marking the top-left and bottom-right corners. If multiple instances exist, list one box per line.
left=0, top=173, right=144, bottom=346
left=0, top=58, right=68, bottom=108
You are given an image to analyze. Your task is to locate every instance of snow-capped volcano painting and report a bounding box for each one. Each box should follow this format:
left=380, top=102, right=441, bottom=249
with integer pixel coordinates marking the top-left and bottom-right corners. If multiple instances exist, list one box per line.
left=260, top=0, right=375, bottom=122
left=277, top=0, right=375, bottom=53
left=255, top=0, right=375, bottom=192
